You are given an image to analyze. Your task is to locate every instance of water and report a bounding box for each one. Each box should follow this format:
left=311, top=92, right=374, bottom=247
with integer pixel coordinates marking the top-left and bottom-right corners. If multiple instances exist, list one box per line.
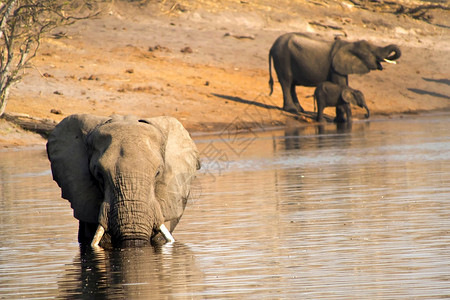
left=0, top=113, right=449, bottom=299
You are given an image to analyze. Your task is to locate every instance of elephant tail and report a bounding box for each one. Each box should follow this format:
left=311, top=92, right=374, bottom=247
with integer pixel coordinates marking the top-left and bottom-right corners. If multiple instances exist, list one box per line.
left=268, top=50, right=274, bottom=96
left=313, top=95, right=316, bottom=113
left=313, top=92, right=317, bottom=113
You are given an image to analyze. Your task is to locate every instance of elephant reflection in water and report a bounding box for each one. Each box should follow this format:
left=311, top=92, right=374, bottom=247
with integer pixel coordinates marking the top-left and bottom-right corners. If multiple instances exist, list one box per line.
left=58, top=244, right=204, bottom=298
left=283, top=123, right=356, bottom=151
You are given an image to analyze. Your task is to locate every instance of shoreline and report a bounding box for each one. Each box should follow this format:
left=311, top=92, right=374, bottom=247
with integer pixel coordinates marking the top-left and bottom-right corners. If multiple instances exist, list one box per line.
left=2, top=109, right=449, bottom=150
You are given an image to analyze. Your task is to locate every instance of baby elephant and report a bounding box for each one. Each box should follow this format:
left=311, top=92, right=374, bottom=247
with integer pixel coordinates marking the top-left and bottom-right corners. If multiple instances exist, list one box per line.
left=314, top=82, right=370, bottom=122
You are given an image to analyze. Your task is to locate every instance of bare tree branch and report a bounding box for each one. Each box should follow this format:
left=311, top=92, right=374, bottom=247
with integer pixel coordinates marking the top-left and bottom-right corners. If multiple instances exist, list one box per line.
left=0, top=0, right=98, bottom=116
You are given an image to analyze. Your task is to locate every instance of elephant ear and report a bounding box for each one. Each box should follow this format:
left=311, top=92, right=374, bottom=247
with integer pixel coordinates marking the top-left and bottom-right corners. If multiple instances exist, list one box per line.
left=140, top=116, right=200, bottom=228
left=47, top=114, right=109, bottom=223
left=332, top=40, right=377, bottom=75
left=341, top=88, right=358, bottom=105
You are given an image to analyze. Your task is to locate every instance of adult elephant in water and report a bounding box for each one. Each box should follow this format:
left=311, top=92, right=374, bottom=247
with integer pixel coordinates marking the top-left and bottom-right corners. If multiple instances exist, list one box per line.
left=47, top=114, right=200, bottom=248
left=268, top=32, right=401, bottom=114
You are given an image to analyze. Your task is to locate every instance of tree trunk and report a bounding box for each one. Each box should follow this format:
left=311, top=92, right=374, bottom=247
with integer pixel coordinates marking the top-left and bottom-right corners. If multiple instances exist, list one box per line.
left=0, top=87, right=8, bottom=117
left=1, top=112, right=57, bottom=137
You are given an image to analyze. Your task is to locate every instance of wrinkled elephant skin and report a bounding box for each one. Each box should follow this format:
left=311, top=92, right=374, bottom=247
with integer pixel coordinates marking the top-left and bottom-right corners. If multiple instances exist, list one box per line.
left=47, top=114, right=200, bottom=248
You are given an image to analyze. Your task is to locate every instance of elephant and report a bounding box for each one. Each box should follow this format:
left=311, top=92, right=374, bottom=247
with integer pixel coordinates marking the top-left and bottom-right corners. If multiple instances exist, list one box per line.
left=46, top=114, right=201, bottom=248
left=268, top=32, right=401, bottom=114
left=314, top=81, right=369, bottom=123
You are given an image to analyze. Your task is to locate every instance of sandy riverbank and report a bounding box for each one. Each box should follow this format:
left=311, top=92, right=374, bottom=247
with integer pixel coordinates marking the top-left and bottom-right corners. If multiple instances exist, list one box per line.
left=1, top=0, right=449, bottom=148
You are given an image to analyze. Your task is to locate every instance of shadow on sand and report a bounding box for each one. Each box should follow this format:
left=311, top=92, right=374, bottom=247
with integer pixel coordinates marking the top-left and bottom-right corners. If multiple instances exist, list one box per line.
left=212, top=93, right=320, bottom=121
left=407, top=88, right=450, bottom=100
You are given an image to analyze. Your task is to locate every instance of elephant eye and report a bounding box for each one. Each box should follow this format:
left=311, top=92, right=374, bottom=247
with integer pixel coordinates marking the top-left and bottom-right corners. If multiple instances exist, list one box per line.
left=155, top=170, right=161, bottom=178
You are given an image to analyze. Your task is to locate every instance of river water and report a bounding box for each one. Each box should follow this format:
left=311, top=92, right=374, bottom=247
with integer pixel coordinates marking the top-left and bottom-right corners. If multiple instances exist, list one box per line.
left=0, top=113, right=449, bottom=299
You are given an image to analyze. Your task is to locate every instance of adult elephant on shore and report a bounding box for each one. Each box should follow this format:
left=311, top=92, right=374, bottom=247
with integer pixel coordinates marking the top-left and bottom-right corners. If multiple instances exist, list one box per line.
left=47, top=114, right=200, bottom=248
left=268, top=32, right=401, bottom=114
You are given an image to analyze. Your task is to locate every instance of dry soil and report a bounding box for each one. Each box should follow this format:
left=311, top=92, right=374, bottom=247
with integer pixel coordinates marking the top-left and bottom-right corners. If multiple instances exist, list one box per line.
left=2, top=0, right=449, bottom=147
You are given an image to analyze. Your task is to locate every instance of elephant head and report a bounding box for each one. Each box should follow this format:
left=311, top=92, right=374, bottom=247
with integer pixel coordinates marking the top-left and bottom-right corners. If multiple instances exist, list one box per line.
left=331, top=38, right=401, bottom=79
left=47, top=114, right=200, bottom=248
left=341, top=87, right=370, bottom=118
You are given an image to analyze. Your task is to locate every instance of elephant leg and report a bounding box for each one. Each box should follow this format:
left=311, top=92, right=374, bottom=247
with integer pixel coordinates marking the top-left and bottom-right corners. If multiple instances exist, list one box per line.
left=78, top=221, right=98, bottom=244
left=344, top=104, right=352, bottom=122
left=334, top=105, right=347, bottom=123
left=280, top=80, right=301, bottom=114
left=290, top=85, right=304, bottom=113
left=317, top=106, right=325, bottom=122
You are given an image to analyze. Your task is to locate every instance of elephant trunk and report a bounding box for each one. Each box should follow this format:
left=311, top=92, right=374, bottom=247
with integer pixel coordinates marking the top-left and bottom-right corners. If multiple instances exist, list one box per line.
left=90, top=171, right=176, bottom=248
left=364, top=105, right=370, bottom=119
left=383, top=44, right=401, bottom=61
left=108, top=172, right=164, bottom=247
left=109, top=195, right=165, bottom=246
left=91, top=199, right=174, bottom=248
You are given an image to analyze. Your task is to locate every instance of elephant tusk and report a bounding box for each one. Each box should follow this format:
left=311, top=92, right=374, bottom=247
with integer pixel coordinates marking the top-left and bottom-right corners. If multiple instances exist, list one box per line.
left=159, top=224, right=175, bottom=243
left=383, top=58, right=397, bottom=64
left=91, top=225, right=105, bottom=248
